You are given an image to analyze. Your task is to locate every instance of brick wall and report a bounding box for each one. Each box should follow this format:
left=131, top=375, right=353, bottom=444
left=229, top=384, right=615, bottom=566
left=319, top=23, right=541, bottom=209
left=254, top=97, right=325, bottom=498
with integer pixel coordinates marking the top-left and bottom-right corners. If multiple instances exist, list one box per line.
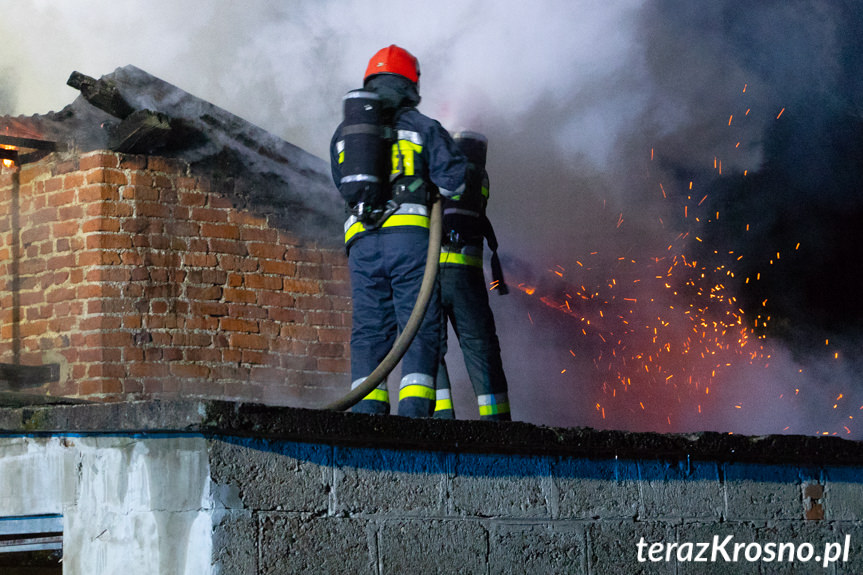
left=0, top=151, right=350, bottom=404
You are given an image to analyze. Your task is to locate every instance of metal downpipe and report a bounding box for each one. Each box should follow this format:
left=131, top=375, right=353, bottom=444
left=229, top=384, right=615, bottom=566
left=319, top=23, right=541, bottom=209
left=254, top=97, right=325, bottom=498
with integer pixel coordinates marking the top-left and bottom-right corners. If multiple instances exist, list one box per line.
left=324, top=199, right=442, bottom=412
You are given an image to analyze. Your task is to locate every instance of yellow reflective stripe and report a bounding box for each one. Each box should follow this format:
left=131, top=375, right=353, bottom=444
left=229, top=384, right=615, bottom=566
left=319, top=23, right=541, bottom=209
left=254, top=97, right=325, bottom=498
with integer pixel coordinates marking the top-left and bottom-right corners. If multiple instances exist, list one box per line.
left=345, top=214, right=430, bottom=244
left=434, top=398, right=454, bottom=412
left=392, top=140, right=422, bottom=177
left=479, top=402, right=510, bottom=416
left=383, top=214, right=428, bottom=229
left=439, top=252, right=483, bottom=267
left=345, top=221, right=365, bottom=243
left=399, top=384, right=435, bottom=401
left=363, top=388, right=389, bottom=403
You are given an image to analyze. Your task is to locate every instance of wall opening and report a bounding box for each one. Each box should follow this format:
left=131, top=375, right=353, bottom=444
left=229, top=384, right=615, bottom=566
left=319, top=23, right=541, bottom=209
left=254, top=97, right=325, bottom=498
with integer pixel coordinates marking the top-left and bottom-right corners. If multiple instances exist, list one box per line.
left=0, top=515, right=63, bottom=575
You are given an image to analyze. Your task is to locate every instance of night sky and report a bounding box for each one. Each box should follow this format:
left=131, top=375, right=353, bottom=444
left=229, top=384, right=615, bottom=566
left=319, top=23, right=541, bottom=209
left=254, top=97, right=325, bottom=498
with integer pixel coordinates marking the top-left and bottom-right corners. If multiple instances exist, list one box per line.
left=2, top=0, right=862, bottom=436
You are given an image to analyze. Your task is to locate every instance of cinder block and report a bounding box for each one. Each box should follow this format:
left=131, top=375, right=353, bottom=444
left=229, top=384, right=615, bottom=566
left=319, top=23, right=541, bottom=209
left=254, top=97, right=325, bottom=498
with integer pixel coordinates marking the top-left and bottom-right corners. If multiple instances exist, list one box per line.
left=212, top=510, right=257, bottom=575
left=754, top=521, right=854, bottom=574
left=823, top=465, right=863, bottom=520
left=450, top=453, right=550, bottom=519
left=379, top=518, right=488, bottom=574
left=638, top=459, right=723, bottom=521
left=724, top=463, right=803, bottom=521
left=554, top=457, right=640, bottom=520
left=208, top=438, right=331, bottom=513
left=588, top=520, right=675, bottom=575
left=259, top=513, right=375, bottom=575
left=332, top=446, right=447, bottom=516
left=673, top=522, right=759, bottom=575
left=489, top=522, right=587, bottom=574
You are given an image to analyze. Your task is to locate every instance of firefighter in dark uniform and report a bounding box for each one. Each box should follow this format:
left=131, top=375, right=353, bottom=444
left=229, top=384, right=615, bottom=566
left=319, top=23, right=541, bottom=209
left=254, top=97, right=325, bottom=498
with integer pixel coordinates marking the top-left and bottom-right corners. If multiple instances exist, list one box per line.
left=330, top=45, right=467, bottom=417
left=434, top=131, right=511, bottom=421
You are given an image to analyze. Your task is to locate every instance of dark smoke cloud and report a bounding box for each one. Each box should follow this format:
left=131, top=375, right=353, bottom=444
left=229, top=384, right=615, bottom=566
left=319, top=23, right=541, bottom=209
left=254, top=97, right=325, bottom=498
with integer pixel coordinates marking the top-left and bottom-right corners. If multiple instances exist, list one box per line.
left=3, top=0, right=863, bottom=436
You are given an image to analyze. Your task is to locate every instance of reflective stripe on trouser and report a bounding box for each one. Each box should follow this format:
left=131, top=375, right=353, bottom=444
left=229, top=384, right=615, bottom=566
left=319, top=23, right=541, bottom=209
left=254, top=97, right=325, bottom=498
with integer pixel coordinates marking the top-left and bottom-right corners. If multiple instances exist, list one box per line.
left=477, top=392, right=510, bottom=418
left=435, top=264, right=511, bottom=420
left=432, top=382, right=454, bottom=419
left=347, top=228, right=441, bottom=418
left=350, top=377, right=389, bottom=415
left=398, top=373, right=435, bottom=418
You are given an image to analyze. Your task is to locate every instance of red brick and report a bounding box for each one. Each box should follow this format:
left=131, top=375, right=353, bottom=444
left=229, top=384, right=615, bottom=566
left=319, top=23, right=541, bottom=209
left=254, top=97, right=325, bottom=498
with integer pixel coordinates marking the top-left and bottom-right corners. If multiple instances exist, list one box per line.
left=186, top=286, right=223, bottom=301
left=18, top=163, right=50, bottom=186
left=229, top=333, right=268, bottom=350
left=185, top=348, right=222, bottom=363
left=246, top=275, right=283, bottom=291
left=183, top=253, right=217, bottom=268
left=20, top=225, right=50, bottom=245
left=80, top=152, right=120, bottom=170
left=208, top=238, right=246, bottom=256
left=127, top=171, right=153, bottom=187
left=248, top=242, right=286, bottom=260
left=136, top=202, right=171, bottom=219
left=63, top=172, right=86, bottom=189
left=190, top=207, right=229, bottom=223
left=85, top=233, right=132, bottom=250
left=78, top=183, right=120, bottom=202
left=178, top=191, right=206, bottom=206
left=217, top=254, right=259, bottom=272
left=260, top=260, right=297, bottom=276
left=201, top=222, right=240, bottom=240
left=52, top=220, right=80, bottom=237
left=82, top=217, right=121, bottom=233
left=227, top=304, right=267, bottom=320
left=121, top=185, right=159, bottom=201
left=309, top=342, right=348, bottom=358
left=47, top=189, right=76, bottom=206
left=119, top=155, right=148, bottom=170
left=317, top=358, right=350, bottom=374
left=224, top=288, right=256, bottom=304
left=170, top=363, right=211, bottom=379
left=86, top=168, right=127, bottom=186
left=59, top=204, right=85, bottom=221
left=283, top=278, right=321, bottom=295
left=192, top=302, right=229, bottom=317
left=219, top=317, right=259, bottom=333
left=128, top=363, right=170, bottom=378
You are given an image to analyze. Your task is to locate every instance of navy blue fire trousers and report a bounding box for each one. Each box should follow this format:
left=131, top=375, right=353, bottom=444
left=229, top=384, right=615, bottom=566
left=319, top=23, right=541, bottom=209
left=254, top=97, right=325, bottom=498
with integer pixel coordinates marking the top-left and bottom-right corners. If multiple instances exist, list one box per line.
left=434, top=264, right=511, bottom=420
left=347, top=228, right=441, bottom=417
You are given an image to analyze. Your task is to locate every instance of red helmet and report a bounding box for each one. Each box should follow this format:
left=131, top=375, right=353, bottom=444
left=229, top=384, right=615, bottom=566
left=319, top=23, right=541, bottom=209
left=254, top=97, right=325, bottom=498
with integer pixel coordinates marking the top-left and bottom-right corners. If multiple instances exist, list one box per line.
left=364, top=45, right=420, bottom=84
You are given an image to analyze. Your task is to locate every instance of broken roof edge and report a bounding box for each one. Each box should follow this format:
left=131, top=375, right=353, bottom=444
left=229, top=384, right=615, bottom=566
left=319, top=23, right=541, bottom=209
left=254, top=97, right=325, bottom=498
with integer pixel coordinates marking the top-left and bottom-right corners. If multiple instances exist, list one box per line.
left=0, top=398, right=861, bottom=466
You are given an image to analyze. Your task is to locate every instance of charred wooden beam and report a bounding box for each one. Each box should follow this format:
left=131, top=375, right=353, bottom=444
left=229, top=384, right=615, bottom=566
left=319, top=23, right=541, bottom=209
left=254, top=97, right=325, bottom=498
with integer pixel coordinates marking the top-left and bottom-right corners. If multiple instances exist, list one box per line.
left=0, top=135, right=63, bottom=151
left=0, top=363, right=60, bottom=388
left=108, top=108, right=173, bottom=153
left=67, top=70, right=135, bottom=119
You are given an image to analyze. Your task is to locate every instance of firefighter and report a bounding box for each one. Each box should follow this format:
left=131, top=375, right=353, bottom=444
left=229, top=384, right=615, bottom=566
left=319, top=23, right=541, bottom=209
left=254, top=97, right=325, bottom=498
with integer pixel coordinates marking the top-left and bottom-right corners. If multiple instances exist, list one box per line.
left=330, top=45, right=468, bottom=417
left=433, top=131, right=511, bottom=421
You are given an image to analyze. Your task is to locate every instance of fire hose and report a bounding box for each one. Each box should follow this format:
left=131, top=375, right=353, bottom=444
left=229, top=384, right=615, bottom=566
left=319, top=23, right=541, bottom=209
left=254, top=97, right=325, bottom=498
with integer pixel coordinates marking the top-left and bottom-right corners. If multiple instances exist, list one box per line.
left=324, top=198, right=442, bottom=411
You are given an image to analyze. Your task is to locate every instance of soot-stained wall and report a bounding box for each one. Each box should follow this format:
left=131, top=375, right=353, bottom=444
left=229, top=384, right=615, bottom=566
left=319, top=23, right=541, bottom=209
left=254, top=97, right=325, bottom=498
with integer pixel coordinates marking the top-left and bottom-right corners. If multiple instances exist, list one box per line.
left=2, top=400, right=863, bottom=574
left=0, top=151, right=348, bottom=406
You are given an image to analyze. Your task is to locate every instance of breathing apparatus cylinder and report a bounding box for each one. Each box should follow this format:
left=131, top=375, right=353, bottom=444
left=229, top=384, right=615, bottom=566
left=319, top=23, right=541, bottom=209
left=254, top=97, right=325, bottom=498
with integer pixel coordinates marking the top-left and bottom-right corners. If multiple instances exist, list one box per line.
left=340, top=89, right=387, bottom=223
left=452, top=130, right=488, bottom=170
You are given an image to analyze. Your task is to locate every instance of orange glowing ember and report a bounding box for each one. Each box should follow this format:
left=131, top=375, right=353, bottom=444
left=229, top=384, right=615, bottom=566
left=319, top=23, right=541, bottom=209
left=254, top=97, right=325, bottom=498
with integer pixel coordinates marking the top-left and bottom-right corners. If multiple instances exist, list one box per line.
left=1, top=145, right=16, bottom=168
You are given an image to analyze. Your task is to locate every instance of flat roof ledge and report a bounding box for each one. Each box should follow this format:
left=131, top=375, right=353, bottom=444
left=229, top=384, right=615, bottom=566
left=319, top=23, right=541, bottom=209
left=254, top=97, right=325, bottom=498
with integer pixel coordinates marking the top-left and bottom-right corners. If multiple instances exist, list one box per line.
left=1, top=399, right=861, bottom=466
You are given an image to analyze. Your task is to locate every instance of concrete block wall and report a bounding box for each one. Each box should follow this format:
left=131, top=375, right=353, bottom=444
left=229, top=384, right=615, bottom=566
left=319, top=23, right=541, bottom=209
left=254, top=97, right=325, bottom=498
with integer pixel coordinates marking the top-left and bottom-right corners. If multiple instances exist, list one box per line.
left=3, top=400, right=863, bottom=574
left=0, top=152, right=349, bottom=404
left=209, top=438, right=863, bottom=574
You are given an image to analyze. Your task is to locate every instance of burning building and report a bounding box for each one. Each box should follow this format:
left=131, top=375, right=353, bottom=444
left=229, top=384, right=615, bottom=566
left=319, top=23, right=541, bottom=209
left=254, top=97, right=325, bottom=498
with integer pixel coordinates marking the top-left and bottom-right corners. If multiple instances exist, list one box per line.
left=1, top=65, right=350, bottom=408
left=2, top=66, right=863, bottom=574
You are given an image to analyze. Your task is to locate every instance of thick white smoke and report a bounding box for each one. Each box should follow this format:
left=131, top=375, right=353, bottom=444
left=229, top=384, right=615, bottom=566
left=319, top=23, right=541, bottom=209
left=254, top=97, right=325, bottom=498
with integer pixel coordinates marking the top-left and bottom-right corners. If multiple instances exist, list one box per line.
left=2, top=0, right=861, bottom=436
